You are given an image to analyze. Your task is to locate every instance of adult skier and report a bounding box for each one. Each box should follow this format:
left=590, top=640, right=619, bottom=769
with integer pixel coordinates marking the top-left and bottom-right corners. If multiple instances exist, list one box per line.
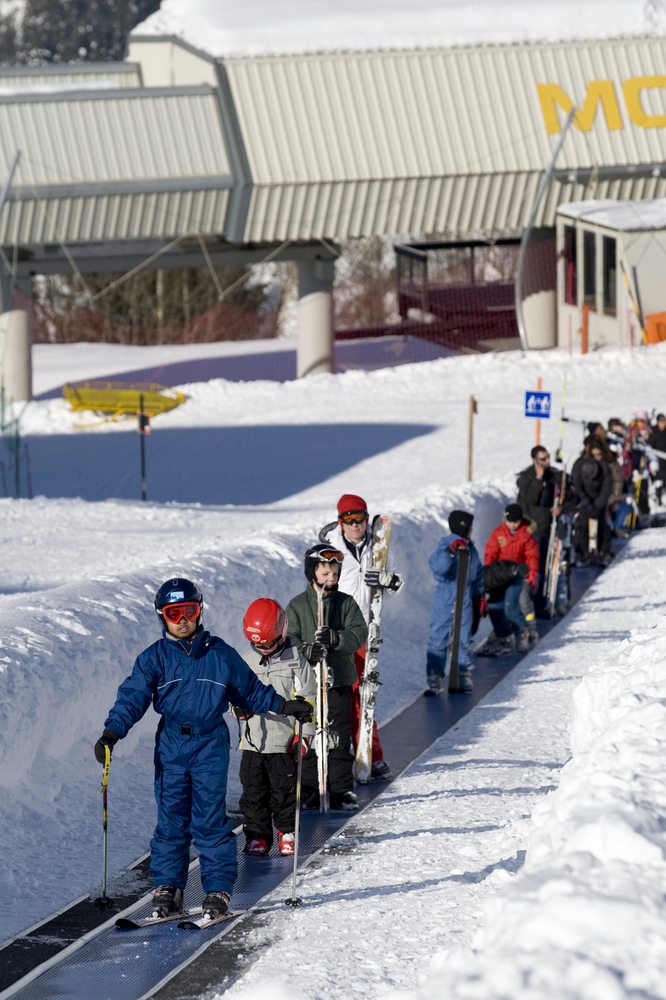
left=93, top=578, right=311, bottom=921
left=571, top=444, right=614, bottom=563
left=648, top=413, right=666, bottom=505
left=286, top=544, right=368, bottom=811
left=234, top=598, right=316, bottom=856
left=425, top=510, right=484, bottom=695
left=319, top=493, right=403, bottom=780
left=516, top=447, right=563, bottom=618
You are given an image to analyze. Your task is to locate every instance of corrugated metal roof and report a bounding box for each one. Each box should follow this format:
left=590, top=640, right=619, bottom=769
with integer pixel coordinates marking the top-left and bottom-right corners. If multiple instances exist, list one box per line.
left=0, top=63, right=142, bottom=87
left=223, top=35, right=666, bottom=239
left=0, top=87, right=233, bottom=243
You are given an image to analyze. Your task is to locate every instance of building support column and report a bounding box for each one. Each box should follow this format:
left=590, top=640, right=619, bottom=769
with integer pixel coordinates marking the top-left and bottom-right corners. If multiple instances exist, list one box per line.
left=297, top=256, right=335, bottom=378
left=0, top=308, right=32, bottom=402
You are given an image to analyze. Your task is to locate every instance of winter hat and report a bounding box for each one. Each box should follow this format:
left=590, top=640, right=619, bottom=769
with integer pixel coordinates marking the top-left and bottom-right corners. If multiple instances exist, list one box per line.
left=504, top=503, right=524, bottom=522
left=448, top=509, right=474, bottom=538
left=337, top=493, right=367, bottom=515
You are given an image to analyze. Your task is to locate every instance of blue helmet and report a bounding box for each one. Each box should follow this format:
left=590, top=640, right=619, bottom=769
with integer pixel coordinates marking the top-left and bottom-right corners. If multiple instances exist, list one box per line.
left=154, top=578, right=204, bottom=627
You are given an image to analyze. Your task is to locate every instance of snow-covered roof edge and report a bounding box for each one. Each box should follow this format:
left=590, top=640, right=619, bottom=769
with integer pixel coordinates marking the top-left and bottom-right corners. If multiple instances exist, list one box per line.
left=557, top=198, right=666, bottom=232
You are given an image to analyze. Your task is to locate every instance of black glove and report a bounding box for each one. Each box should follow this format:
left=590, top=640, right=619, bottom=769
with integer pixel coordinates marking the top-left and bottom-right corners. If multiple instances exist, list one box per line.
left=277, top=698, right=314, bottom=722
left=302, top=641, right=327, bottom=664
left=364, top=569, right=403, bottom=592
left=94, top=728, right=118, bottom=765
left=515, top=563, right=529, bottom=577
left=314, top=626, right=339, bottom=648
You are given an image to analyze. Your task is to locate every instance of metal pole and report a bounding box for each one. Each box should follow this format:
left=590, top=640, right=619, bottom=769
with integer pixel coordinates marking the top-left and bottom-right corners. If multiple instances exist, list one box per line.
left=285, top=719, right=304, bottom=908
left=468, top=395, right=476, bottom=481
left=0, top=151, right=21, bottom=314
left=515, top=109, right=575, bottom=351
left=94, top=744, right=114, bottom=909
left=139, top=394, right=147, bottom=502
left=536, top=377, right=542, bottom=447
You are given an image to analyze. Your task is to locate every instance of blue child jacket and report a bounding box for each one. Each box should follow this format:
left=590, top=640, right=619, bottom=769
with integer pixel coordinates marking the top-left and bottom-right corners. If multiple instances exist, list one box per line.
left=427, top=534, right=484, bottom=651
left=105, top=629, right=283, bottom=739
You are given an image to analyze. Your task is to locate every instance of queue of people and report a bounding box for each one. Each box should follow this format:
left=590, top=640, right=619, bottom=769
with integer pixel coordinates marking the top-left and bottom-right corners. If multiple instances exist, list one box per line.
left=425, top=411, right=664, bottom=691
left=93, top=494, right=403, bottom=922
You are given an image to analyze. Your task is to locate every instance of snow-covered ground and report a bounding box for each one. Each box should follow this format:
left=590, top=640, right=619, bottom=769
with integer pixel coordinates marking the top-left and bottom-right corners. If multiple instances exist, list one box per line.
left=132, top=0, right=666, bottom=59
left=220, top=530, right=666, bottom=1000
left=2, top=342, right=666, bottom=1000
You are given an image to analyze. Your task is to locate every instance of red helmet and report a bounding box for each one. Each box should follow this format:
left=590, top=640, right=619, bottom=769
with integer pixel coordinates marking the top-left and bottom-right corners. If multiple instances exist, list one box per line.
left=243, top=598, right=287, bottom=646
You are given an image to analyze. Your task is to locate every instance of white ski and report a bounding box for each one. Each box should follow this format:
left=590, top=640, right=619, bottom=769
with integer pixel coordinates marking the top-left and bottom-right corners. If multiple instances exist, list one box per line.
left=354, top=514, right=391, bottom=784
left=315, top=584, right=329, bottom=813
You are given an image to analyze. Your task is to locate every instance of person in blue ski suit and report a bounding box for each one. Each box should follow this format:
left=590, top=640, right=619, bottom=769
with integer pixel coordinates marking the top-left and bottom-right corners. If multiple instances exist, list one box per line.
left=425, top=509, right=484, bottom=695
left=94, top=577, right=311, bottom=919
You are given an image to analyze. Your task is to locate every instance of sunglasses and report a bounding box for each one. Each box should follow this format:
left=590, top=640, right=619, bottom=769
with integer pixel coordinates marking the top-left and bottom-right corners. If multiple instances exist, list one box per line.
left=162, top=601, right=200, bottom=623
left=339, top=511, right=367, bottom=525
left=317, top=548, right=344, bottom=563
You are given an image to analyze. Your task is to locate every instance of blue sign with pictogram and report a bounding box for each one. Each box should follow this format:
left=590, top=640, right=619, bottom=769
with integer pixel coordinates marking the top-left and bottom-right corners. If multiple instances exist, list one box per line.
left=525, top=391, right=551, bottom=418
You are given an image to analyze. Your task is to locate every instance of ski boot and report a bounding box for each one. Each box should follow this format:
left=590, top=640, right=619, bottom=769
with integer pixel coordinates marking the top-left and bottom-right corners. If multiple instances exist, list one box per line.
left=245, top=837, right=268, bottom=855
left=151, top=884, right=183, bottom=919
left=330, top=791, right=359, bottom=811
left=424, top=674, right=442, bottom=696
left=201, top=891, right=230, bottom=920
left=277, top=831, right=295, bottom=855
left=372, top=759, right=392, bottom=780
left=457, top=671, right=474, bottom=694
left=516, top=628, right=530, bottom=653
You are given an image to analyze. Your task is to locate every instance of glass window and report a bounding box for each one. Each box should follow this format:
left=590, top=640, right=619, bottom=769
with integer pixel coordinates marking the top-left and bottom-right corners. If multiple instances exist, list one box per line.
left=583, top=230, right=596, bottom=310
left=564, top=225, right=577, bottom=305
left=603, top=235, right=617, bottom=316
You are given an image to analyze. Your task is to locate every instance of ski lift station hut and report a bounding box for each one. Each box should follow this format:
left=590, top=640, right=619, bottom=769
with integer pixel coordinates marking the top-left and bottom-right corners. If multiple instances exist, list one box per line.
left=557, top=198, right=666, bottom=350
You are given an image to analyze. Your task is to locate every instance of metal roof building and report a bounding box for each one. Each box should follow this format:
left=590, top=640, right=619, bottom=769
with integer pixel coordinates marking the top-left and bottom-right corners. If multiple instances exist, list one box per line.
left=3, top=32, right=666, bottom=375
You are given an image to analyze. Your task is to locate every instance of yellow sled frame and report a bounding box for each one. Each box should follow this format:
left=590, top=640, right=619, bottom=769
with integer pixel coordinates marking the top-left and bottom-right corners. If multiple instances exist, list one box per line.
left=63, top=381, right=186, bottom=429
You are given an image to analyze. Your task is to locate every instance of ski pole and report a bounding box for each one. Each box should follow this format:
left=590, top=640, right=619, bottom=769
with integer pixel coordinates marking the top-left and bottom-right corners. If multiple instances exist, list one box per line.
left=94, top=744, right=114, bottom=910
left=285, top=717, right=304, bottom=908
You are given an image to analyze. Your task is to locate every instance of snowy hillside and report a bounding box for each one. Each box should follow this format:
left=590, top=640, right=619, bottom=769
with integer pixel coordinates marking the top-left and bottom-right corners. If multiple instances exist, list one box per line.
left=131, top=0, right=666, bottom=58
left=2, top=341, right=666, bottom=977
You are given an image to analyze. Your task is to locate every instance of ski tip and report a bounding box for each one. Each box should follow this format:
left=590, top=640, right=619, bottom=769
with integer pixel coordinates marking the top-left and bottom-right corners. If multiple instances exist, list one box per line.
left=177, top=920, right=200, bottom=930
left=115, top=918, right=140, bottom=929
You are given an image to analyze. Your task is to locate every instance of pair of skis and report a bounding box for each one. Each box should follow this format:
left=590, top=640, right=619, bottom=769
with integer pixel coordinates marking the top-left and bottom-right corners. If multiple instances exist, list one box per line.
left=116, top=907, right=241, bottom=931
left=314, top=514, right=392, bottom=802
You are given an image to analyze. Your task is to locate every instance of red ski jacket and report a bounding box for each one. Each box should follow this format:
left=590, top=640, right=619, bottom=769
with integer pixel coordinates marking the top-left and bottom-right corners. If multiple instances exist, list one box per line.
left=484, top=519, right=539, bottom=575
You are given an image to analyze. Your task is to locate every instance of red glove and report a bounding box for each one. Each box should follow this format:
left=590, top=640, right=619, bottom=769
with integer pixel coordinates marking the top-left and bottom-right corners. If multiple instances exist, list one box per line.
left=287, top=734, right=311, bottom=758
left=449, top=539, right=469, bottom=552
left=526, top=570, right=538, bottom=592
left=478, top=597, right=489, bottom=617
left=230, top=705, right=254, bottom=721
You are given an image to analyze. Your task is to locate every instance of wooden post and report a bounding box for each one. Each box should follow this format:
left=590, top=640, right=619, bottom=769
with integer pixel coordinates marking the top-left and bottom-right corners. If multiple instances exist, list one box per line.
left=468, top=395, right=477, bottom=480
left=536, top=377, right=541, bottom=447
left=581, top=302, right=589, bottom=355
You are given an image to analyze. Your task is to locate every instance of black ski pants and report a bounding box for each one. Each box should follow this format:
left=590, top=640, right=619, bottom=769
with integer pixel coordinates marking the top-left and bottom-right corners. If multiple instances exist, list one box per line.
left=301, top=684, right=354, bottom=804
left=239, top=750, right=297, bottom=848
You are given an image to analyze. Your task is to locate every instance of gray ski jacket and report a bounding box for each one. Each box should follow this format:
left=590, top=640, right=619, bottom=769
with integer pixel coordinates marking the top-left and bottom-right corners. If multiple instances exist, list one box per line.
left=238, top=638, right=316, bottom=754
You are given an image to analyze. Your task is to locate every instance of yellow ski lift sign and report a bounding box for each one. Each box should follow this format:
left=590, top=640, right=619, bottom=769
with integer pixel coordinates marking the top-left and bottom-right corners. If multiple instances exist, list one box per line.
left=63, top=381, right=186, bottom=428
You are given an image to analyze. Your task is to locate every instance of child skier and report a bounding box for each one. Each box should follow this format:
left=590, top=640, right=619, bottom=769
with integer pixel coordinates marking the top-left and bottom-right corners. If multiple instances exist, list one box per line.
left=318, top=493, right=404, bottom=780
left=93, top=578, right=311, bottom=921
left=286, top=544, right=368, bottom=811
left=233, top=598, right=316, bottom=856
left=425, top=509, right=484, bottom=695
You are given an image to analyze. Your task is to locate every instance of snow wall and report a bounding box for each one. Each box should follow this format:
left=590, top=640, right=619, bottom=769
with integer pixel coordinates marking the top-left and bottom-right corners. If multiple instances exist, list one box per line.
left=0, top=479, right=511, bottom=940
left=418, top=614, right=666, bottom=998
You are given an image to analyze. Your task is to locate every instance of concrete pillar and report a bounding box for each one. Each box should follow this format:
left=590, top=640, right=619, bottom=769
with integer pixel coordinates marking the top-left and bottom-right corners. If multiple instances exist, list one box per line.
left=0, top=310, right=32, bottom=402
left=523, top=290, right=557, bottom=349
left=297, top=256, right=335, bottom=378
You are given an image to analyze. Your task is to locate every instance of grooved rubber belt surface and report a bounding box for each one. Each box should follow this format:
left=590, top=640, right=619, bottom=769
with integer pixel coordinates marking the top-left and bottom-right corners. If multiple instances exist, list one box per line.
left=2, top=564, right=602, bottom=1000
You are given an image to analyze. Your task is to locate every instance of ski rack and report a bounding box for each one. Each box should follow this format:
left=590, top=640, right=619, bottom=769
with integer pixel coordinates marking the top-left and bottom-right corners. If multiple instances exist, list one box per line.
left=0, top=561, right=612, bottom=1000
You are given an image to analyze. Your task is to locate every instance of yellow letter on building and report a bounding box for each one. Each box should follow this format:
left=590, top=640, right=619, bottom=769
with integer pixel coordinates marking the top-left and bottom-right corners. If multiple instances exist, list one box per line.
left=623, top=76, right=666, bottom=127
left=537, top=81, right=623, bottom=134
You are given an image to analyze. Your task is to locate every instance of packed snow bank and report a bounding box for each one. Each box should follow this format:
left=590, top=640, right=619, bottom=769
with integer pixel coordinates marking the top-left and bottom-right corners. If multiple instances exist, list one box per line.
left=213, top=530, right=665, bottom=1000
left=412, top=550, right=666, bottom=998
left=132, top=0, right=666, bottom=59
left=0, top=480, right=509, bottom=941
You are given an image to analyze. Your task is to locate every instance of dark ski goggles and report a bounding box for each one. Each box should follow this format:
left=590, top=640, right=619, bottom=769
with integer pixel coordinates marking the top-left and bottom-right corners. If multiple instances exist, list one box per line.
left=162, top=601, right=200, bottom=623
left=339, top=511, right=367, bottom=524
left=317, top=548, right=344, bottom=563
